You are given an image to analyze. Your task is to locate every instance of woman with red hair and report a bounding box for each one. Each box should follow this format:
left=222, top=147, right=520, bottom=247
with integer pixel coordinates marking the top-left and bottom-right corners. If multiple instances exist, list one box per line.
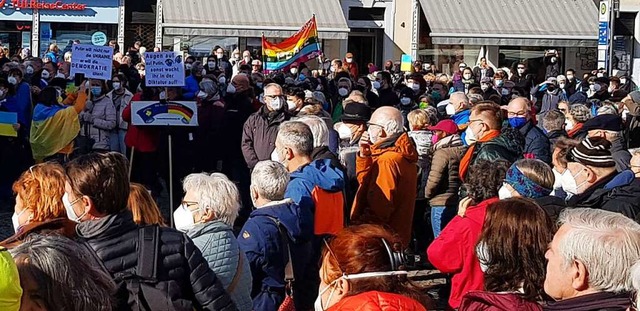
left=316, top=224, right=431, bottom=310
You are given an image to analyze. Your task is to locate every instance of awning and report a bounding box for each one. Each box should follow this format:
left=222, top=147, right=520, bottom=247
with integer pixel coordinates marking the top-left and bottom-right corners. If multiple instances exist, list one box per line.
left=162, top=0, right=350, bottom=40
left=419, top=0, right=598, bottom=47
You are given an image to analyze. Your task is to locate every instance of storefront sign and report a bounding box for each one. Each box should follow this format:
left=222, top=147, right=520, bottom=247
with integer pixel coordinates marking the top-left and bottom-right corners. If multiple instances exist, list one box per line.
left=70, top=44, right=113, bottom=80
left=144, top=52, right=185, bottom=87
left=130, top=101, right=198, bottom=127
left=0, top=0, right=87, bottom=10
left=91, top=31, right=107, bottom=46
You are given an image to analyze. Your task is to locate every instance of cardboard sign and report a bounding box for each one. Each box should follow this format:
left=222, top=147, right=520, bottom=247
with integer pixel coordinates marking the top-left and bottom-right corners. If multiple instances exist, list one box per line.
left=130, top=101, right=198, bottom=127
left=144, top=52, right=185, bottom=87
left=400, top=54, right=412, bottom=72
left=70, top=44, right=113, bottom=80
left=0, top=112, right=18, bottom=137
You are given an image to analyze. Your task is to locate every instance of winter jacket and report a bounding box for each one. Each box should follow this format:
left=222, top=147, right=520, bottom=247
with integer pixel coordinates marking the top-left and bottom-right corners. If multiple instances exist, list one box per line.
left=566, top=172, right=617, bottom=208
left=242, top=105, right=289, bottom=169
left=518, top=120, right=551, bottom=163
left=106, top=89, right=134, bottom=130
left=408, top=130, right=433, bottom=198
left=80, top=95, right=117, bottom=151
left=534, top=196, right=566, bottom=225
left=427, top=197, right=500, bottom=309
left=238, top=199, right=314, bottom=311
left=426, top=135, right=467, bottom=207
left=122, top=93, right=160, bottom=152
left=0, top=217, right=76, bottom=249
left=342, top=61, right=359, bottom=78
left=574, top=171, right=640, bottom=222
left=194, top=97, right=226, bottom=170
left=547, top=130, right=568, bottom=149
left=510, top=74, right=535, bottom=93
left=460, top=291, right=542, bottom=311
left=3, top=81, right=32, bottom=132
left=473, top=67, right=495, bottom=83
left=543, top=291, right=631, bottom=311
left=610, top=138, right=632, bottom=172
left=183, top=75, right=200, bottom=100
left=327, top=291, right=426, bottom=311
left=531, top=87, right=566, bottom=115
left=453, top=109, right=471, bottom=129
left=76, top=211, right=236, bottom=311
left=222, top=93, right=255, bottom=161
left=351, top=133, right=419, bottom=247
left=338, top=138, right=361, bottom=209
left=469, top=128, right=524, bottom=169
left=375, top=88, right=400, bottom=108
left=187, top=220, right=253, bottom=311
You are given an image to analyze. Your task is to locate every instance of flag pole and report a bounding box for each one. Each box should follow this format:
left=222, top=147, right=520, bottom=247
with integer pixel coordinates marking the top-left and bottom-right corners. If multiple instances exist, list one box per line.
left=261, top=32, right=267, bottom=74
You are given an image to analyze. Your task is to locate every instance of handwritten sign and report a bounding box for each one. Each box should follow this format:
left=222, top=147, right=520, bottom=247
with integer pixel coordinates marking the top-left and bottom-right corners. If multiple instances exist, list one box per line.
left=91, top=31, right=107, bottom=46
left=130, top=101, right=198, bottom=127
left=144, top=52, right=185, bottom=87
left=70, top=44, right=113, bottom=80
left=0, top=111, right=18, bottom=137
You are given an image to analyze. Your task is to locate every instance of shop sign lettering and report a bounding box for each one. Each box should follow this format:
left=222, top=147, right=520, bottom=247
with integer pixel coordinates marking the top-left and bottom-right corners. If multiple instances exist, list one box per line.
left=0, top=0, right=88, bottom=11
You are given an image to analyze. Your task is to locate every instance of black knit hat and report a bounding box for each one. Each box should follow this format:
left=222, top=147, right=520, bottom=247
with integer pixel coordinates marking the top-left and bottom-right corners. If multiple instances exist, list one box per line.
left=567, top=137, right=615, bottom=168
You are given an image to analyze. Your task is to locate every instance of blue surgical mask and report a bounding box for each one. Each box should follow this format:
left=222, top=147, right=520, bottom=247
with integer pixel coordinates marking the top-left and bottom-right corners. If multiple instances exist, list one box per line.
left=508, top=116, right=527, bottom=129
left=91, top=86, right=102, bottom=97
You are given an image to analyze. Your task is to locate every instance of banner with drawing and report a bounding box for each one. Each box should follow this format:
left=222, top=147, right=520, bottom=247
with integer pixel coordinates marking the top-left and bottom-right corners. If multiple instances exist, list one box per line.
left=130, top=101, right=198, bottom=127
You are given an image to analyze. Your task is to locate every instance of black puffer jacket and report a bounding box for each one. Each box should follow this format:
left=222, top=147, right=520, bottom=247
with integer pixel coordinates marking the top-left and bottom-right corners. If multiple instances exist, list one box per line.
left=77, top=211, right=237, bottom=311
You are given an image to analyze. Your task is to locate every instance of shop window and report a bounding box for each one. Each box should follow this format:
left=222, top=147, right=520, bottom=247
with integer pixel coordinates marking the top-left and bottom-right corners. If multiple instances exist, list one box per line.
left=417, top=45, right=481, bottom=75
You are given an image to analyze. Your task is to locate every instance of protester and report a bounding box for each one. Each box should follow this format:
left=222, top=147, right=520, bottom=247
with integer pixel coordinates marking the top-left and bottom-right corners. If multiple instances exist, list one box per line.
left=460, top=198, right=553, bottom=310
left=80, top=79, right=116, bottom=152
left=473, top=57, right=494, bottom=83
left=177, top=173, right=253, bottom=310
left=350, top=107, right=418, bottom=247
left=428, top=159, right=509, bottom=309
left=106, top=73, right=132, bottom=155
left=542, top=109, right=568, bottom=149
left=406, top=109, right=434, bottom=198
left=11, top=234, right=117, bottom=311
left=335, top=102, right=370, bottom=208
left=565, top=103, right=591, bottom=139
left=238, top=160, right=314, bottom=310
left=127, top=183, right=165, bottom=226
left=507, top=97, right=551, bottom=163
left=342, top=52, right=358, bottom=78
left=373, top=71, right=399, bottom=108
left=582, top=114, right=631, bottom=172
left=563, top=137, right=618, bottom=205
left=448, top=92, right=471, bottom=130
left=66, top=152, right=236, bottom=310
left=543, top=208, right=640, bottom=311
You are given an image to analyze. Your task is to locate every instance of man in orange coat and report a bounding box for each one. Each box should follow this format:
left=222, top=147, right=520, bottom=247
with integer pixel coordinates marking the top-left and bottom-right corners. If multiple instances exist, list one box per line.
left=350, top=107, right=418, bottom=247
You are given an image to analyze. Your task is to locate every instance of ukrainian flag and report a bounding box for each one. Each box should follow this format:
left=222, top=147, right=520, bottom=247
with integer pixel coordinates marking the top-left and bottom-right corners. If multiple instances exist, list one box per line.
left=30, top=103, right=80, bottom=161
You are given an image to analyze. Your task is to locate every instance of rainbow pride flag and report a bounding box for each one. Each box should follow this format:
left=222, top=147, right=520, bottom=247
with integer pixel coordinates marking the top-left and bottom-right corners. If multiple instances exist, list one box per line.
left=262, top=16, right=322, bottom=72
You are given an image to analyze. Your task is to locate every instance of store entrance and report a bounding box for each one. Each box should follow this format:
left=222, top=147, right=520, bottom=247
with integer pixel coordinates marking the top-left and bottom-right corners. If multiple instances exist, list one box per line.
left=348, top=29, right=382, bottom=75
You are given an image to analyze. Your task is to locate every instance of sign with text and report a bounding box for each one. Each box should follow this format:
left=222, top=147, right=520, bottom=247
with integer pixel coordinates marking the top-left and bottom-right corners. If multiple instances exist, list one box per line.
left=130, top=101, right=198, bottom=127
left=144, top=52, right=185, bottom=87
left=70, top=44, right=113, bottom=80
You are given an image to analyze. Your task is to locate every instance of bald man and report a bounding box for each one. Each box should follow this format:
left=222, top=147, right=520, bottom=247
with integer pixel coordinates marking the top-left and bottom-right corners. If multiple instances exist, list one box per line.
left=351, top=107, right=419, bottom=247
left=449, top=92, right=471, bottom=130
left=507, top=97, right=551, bottom=163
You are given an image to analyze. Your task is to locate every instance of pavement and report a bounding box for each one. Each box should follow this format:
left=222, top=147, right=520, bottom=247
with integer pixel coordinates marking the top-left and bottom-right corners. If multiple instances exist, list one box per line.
left=0, top=197, right=15, bottom=241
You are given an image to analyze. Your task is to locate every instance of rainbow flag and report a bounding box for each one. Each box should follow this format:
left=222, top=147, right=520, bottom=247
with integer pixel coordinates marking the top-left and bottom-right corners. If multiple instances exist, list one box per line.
left=262, top=16, right=322, bottom=72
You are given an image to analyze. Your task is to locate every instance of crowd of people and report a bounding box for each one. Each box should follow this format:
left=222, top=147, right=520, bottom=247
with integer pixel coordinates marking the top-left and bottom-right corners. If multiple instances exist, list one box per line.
left=1, top=41, right=640, bottom=311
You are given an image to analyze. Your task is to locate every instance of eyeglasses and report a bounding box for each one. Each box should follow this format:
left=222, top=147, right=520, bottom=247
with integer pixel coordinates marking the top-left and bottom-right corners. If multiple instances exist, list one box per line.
left=264, top=95, right=283, bottom=101
left=559, top=108, right=567, bottom=113
left=517, top=67, right=526, bottom=70
left=507, top=110, right=527, bottom=118
left=181, top=200, right=199, bottom=208
left=367, top=122, right=385, bottom=129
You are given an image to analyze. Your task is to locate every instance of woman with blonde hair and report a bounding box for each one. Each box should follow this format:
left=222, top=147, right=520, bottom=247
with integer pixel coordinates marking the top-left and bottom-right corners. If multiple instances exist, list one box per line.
left=0, top=162, right=76, bottom=248
left=127, top=183, right=165, bottom=226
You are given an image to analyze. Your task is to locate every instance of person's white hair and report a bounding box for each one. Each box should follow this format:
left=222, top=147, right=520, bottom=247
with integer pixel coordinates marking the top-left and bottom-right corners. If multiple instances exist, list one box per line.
left=182, top=173, right=239, bottom=226
left=296, top=115, right=328, bottom=148
left=558, top=208, right=640, bottom=293
left=251, top=161, right=290, bottom=202
left=63, top=51, right=72, bottom=62
left=277, top=121, right=314, bottom=156
left=375, top=108, right=404, bottom=136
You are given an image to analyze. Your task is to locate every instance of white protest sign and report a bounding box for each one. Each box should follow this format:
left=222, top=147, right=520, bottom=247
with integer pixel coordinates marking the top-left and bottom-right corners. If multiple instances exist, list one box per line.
left=145, top=52, right=185, bottom=87
left=130, top=101, right=198, bottom=127
left=70, top=44, right=113, bottom=80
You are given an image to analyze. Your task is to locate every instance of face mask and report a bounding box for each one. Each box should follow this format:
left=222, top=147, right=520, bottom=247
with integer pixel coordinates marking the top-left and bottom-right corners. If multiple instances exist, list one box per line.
left=621, top=78, right=627, bottom=85
left=173, top=204, right=200, bottom=232
left=216, top=53, right=224, bottom=59
left=7, top=76, right=17, bottom=85
left=411, top=83, right=420, bottom=91
left=269, top=97, right=283, bottom=110
left=463, top=74, right=472, bottom=80
left=446, top=103, right=456, bottom=116
left=256, top=82, right=263, bottom=88
left=564, top=119, right=574, bottom=131
left=464, top=126, right=477, bottom=145
left=559, top=83, right=566, bottom=89
left=290, top=68, right=298, bottom=75
left=431, top=92, right=442, bottom=102
left=55, top=72, right=66, bottom=79
left=91, top=86, right=102, bottom=97
left=41, top=71, right=50, bottom=79
left=498, top=184, right=513, bottom=199
left=330, top=67, right=336, bottom=73
left=287, top=100, right=297, bottom=110
left=566, top=74, right=574, bottom=80
left=431, top=134, right=439, bottom=145
left=508, top=116, right=527, bottom=129
left=400, top=97, right=411, bottom=106
left=207, top=61, right=216, bottom=69
left=26, top=66, right=34, bottom=74
left=476, top=242, right=490, bottom=273
left=368, top=127, right=380, bottom=144
left=346, top=58, right=353, bottom=64
left=338, top=87, right=349, bottom=97
left=481, top=84, right=489, bottom=91
left=517, top=69, right=525, bottom=74
left=337, top=123, right=352, bottom=140
left=372, top=81, right=381, bottom=90
left=607, top=86, right=614, bottom=93
left=218, top=76, right=226, bottom=85
left=495, top=80, right=504, bottom=87
left=63, top=193, right=86, bottom=223
left=561, top=169, right=589, bottom=196
left=596, top=73, right=604, bottom=78
left=112, top=82, right=121, bottom=90
left=12, top=208, right=29, bottom=233
left=226, top=84, right=236, bottom=94
left=244, top=57, right=251, bottom=62
left=270, top=148, right=283, bottom=163
left=197, top=91, right=208, bottom=99
left=406, top=82, right=414, bottom=89
left=185, top=63, right=193, bottom=71
left=299, top=74, right=306, bottom=81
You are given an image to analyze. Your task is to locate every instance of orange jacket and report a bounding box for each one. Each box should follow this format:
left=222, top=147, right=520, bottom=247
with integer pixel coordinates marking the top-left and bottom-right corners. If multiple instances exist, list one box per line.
left=327, top=291, right=426, bottom=311
left=351, top=133, right=418, bottom=247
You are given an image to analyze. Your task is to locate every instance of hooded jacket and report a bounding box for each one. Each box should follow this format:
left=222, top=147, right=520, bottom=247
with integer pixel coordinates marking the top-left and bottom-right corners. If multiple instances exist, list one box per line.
left=351, top=133, right=419, bottom=247
left=426, top=135, right=467, bottom=207
left=187, top=220, right=253, bottom=311
left=327, top=291, right=426, bottom=311
left=242, top=105, right=289, bottom=169
left=238, top=199, right=314, bottom=311
left=427, top=197, right=500, bottom=309
left=576, top=171, right=640, bottom=222
left=460, top=291, right=542, bottom=311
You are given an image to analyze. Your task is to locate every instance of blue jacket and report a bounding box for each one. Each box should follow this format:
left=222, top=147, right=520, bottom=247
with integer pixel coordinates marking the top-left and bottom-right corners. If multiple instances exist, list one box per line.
left=187, top=220, right=253, bottom=311
left=285, top=158, right=345, bottom=216
left=182, top=75, right=200, bottom=100
left=452, top=109, right=471, bottom=126
left=518, top=120, right=551, bottom=164
left=238, top=199, right=314, bottom=311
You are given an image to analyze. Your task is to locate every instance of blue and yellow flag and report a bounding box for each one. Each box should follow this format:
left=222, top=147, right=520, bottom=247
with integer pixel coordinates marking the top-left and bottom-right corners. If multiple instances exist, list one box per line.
left=30, top=103, right=80, bottom=161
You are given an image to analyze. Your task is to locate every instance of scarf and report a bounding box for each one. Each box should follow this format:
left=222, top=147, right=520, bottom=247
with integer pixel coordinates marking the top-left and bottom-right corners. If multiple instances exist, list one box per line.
left=459, top=129, right=501, bottom=181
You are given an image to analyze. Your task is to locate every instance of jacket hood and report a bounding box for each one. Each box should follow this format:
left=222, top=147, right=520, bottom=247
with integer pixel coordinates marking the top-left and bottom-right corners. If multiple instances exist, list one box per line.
left=290, top=159, right=345, bottom=192
left=250, top=199, right=313, bottom=243
left=372, top=132, right=419, bottom=164
left=460, top=291, right=542, bottom=311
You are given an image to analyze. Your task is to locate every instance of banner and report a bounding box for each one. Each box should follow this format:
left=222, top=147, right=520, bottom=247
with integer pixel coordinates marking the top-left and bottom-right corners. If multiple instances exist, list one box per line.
left=262, top=16, right=322, bottom=72
left=130, top=101, right=198, bottom=127
left=70, top=44, right=113, bottom=80
left=145, top=52, right=185, bottom=87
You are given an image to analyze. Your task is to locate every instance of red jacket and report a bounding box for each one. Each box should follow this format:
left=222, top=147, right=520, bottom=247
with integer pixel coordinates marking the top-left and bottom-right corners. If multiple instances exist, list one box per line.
left=327, top=291, right=426, bottom=311
left=122, top=93, right=160, bottom=152
left=427, top=197, right=499, bottom=309
left=459, top=291, right=542, bottom=311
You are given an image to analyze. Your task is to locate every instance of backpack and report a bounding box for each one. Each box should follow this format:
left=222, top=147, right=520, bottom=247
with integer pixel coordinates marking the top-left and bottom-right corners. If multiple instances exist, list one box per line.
left=84, top=225, right=177, bottom=311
